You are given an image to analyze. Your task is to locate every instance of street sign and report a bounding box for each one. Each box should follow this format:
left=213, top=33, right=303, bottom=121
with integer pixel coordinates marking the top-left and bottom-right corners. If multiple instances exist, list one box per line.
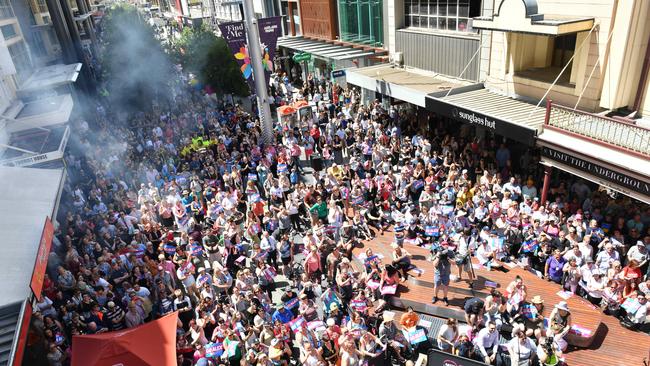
left=292, top=52, right=312, bottom=62
left=331, top=69, right=346, bottom=78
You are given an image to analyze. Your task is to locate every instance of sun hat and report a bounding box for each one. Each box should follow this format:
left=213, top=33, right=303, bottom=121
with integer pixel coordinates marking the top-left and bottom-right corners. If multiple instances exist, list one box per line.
left=554, top=301, right=570, bottom=312
left=531, top=295, right=544, bottom=304
left=382, top=311, right=395, bottom=323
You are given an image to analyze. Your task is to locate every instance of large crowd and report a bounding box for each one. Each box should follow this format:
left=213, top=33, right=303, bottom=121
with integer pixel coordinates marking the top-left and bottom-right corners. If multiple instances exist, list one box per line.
left=29, top=61, right=650, bottom=366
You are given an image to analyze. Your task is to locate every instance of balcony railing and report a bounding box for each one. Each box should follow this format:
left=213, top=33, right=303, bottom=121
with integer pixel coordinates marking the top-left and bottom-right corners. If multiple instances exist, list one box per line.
left=545, top=100, right=650, bottom=156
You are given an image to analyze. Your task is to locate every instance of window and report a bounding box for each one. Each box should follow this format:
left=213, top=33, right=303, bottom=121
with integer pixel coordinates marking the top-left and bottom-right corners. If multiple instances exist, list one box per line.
left=0, top=0, right=14, bottom=20
left=37, top=0, right=48, bottom=13
left=338, top=0, right=383, bottom=47
left=8, top=41, right=32, bottom=84
left=552, top=34, right=576, bottom=68
left=405, top=0, right=481, bottom=33
left=0, top=24, right=17, bottom=40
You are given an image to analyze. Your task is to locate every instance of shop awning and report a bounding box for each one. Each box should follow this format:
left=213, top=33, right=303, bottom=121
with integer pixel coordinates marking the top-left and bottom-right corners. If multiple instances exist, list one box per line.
left=0, top=94, right=73, bottom=167
left=538, top=129, right=650, bottom=204
left=71, top=312, right=179, bottom=366
left=0, top=166, right=65, bottom=307
left=277, top=36, right=380, bottom=61
left=473, top=0, right=594, bottom=36
left=19, top=63, right=82, bottom=93
left=425, top=88, right=544, bottom=145
left=346, top=64, right=474, bottom=107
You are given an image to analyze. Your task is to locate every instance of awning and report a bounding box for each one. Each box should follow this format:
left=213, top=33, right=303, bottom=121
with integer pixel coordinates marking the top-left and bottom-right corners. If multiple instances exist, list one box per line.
left=72, top=312, right=179, bottom=366
left=473, top=0, right=594, bottom=36
left=19, top=63, right=82, bottom=93
left=538, top=129, right=650, bottom=204
left=425, top=88, right=544, bottom=145
left=277, top=36, right=381, bottom=62
left=346, top=64, right=474, bottom=107
left=74, top=12, right=92, bottom=22
left=0, top=166, right=65, bottom=308
left=0, top=93, right=74, bottom=167
left=3, top=94, right=74, bottom=131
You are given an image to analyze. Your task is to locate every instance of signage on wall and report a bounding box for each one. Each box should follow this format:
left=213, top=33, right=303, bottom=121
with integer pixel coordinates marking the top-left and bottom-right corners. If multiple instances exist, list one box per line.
left=331, top=69, right=346, bottom=78
left=292, top=52, right=312, bottom=62
left=427, top=349, right=486, bottom=366
left=31, top=216, right=54, bottom=301
left=425, top=96, right=536, bottom=146
left=541, top=146, right=650, bottom=197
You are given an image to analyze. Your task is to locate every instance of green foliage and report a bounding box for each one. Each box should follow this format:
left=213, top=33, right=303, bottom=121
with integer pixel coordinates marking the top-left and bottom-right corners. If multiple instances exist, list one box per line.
left=173, top=25, right=249, bottom=96
left=101, top=4, right=173, bottom=110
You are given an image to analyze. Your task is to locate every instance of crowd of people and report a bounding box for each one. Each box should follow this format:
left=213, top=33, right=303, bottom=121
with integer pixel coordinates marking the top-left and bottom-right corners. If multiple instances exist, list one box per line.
left=27, top=50, right=650, bottom=366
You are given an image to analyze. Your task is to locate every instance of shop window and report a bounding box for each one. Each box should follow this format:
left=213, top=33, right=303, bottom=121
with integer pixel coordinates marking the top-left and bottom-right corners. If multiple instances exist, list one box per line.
left=404, top=0, right=481, bottom=33
left=338, top=0, right=383, bottom=47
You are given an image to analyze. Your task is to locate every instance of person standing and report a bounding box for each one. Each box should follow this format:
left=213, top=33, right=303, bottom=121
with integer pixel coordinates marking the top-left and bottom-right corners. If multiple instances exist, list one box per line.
left=432, top=249, right=451, bottom=305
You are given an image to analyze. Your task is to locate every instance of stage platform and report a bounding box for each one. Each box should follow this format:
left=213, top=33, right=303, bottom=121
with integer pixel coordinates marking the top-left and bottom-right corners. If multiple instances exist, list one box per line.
left=351, top=231, right=650, bottom=366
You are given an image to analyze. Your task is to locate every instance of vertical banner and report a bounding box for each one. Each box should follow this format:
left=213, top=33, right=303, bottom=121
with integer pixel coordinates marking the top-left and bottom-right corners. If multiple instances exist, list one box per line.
left=218, top=21, right=254, bottom=91
left=257, top=16, right=283, bottom=81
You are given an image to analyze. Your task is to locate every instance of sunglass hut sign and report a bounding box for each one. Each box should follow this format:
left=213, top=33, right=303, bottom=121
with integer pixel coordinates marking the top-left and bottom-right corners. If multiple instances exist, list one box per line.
left=452, top=108, right=496, bottom=129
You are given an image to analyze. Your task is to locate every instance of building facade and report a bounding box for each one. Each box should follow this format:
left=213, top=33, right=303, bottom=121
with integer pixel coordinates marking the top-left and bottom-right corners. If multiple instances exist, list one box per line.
left=346, top=0, right=650, bottom=204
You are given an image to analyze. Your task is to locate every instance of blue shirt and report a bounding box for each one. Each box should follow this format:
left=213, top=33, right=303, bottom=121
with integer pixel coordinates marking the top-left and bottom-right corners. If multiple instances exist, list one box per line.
left=546, top=256, right=566, bottom=281
left=272, top=309, right=293, bottom=324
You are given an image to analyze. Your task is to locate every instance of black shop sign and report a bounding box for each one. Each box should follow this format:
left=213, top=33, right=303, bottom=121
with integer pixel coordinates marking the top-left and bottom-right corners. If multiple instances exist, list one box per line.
left=425, top=96, right=537, bottom=146
left=542, top=146, right=650, bottom=197
left=427, top=349, right=486, bottom=366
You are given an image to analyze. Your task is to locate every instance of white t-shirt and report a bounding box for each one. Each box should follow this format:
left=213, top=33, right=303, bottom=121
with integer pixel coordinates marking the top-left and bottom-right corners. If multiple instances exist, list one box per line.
left=437, top=324, right=457, bottom=349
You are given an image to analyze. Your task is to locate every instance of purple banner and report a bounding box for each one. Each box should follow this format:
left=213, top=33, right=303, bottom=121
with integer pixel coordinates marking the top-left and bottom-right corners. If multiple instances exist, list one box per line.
left=218, top=21, right=254, bottom=90
left=257, top=16, right=283, bottom=81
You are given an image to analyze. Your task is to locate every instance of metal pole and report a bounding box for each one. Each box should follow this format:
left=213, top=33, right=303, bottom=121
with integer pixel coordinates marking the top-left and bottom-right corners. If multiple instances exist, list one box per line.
left=242, top=0, right=274, bottom=144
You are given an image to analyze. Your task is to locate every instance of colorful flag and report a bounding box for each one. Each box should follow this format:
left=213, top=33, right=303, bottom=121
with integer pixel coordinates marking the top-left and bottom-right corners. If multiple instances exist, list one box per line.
left=425, top=226, right=439, bottom=237
left=289, top=316, right=305, bottom=332
left=367, top=280, right=380, bottom=289
left=218, top=22, right=253, bottom=91
left=521, top=304, right=538, bottom=320
left=350, top=299, right=368, bottom=312
left=408, top=329, right=427, bottom=344
left=521, top=239, right=538, bottom=253
left=380, top=284, right=397, bottom=295
left=257, top=17, right=282, bottom=80
left=284, top=297, right=299, bottom=309
left=205, top=342, right=224, bottom=358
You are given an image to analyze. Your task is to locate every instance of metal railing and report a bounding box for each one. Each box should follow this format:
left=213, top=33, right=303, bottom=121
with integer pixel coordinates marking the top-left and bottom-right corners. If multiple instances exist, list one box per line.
left=545, top=100, right=650, bottom=156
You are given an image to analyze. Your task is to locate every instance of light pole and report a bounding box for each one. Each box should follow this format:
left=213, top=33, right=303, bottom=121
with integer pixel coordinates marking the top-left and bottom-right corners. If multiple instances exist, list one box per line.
left=241, top=0, right=274, bottom=144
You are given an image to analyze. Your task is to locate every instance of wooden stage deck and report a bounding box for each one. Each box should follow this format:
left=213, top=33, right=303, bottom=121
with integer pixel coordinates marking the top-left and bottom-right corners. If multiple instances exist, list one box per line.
left=351, top=231, right=650, bottom=366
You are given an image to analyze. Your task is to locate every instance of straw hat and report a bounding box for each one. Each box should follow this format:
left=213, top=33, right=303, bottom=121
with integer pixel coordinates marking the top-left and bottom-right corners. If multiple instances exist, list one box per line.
left=531, top=295, right=544, bottom=304
left=382, top=311, right=395, bottom=323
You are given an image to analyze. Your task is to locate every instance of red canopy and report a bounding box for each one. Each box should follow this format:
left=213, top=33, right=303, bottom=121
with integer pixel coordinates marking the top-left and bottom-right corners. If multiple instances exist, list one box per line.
left=71, top=312, right=179, bottom=366
left=277, top=105, right=297, bottom=115
left=292, top=100, right=309, bottom=109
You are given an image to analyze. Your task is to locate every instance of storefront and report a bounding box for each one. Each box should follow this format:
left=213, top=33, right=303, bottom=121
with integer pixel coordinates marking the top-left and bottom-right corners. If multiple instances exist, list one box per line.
left=277, top=36, right=385, bottom=84
left=425, top=87, right=545, bottom=147
left=537, top=116, right=650, bottom=204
